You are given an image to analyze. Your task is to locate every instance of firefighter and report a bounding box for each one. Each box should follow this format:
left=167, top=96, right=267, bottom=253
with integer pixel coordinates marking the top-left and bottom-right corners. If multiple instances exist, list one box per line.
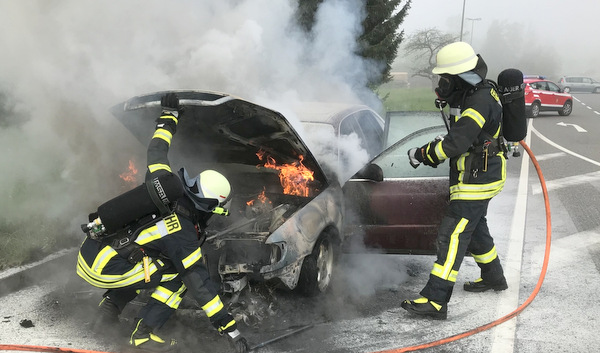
left=76, top=93, right=249, bottom=352
left=403, top=42, right=508, bottom=320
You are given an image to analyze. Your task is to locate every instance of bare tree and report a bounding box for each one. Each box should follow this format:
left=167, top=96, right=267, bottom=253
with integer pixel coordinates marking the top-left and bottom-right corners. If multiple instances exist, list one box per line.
left=403, top=28, right=458, bottom=88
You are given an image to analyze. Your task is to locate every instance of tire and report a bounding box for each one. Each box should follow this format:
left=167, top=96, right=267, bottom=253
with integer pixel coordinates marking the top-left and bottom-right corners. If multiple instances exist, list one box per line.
left=529, top=101, right=540, bottom=118
left=563, top=87, right=571, bottom=93
left=558, top=100, right=573, bottom=116
left=297, top=232, right=337, bottom=297
left=594, top=87, right=600, bottom=94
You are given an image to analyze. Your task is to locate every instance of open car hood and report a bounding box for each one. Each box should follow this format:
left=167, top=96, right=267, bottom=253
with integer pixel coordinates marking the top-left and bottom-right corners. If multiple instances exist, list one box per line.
left=110, top=90, right=327, bottom=184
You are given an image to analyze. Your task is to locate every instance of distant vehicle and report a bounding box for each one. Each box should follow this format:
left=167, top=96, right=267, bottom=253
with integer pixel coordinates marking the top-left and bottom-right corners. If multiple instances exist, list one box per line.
left=523, top=76, right=573, bottom=117
left=558, top=76, right=600, bottom=93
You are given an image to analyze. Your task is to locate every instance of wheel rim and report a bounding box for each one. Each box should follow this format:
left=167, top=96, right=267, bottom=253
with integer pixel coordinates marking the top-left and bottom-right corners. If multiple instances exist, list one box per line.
left=315, top=239, right=334, bottom=292
left=532, top=103, right=540, bottom=117
left=563, top=102, right=572, bottom=115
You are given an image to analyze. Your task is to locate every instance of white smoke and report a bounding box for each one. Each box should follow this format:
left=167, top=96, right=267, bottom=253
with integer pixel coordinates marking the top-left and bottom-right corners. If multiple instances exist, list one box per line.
left=0, top=0, right=384, bottom=229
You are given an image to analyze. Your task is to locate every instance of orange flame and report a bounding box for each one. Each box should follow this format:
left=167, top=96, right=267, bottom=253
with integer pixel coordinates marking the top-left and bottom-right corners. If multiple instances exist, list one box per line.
left=247, top=188, right=271, bottom=206
left=119, top=159, right=139, bottom=185
left=256, top=151, right=314, bottom=197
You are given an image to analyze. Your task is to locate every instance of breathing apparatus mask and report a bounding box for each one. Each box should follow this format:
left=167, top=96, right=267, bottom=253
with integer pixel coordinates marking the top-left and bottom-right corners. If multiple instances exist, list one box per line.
left=435, top=55, right=487, bottom=105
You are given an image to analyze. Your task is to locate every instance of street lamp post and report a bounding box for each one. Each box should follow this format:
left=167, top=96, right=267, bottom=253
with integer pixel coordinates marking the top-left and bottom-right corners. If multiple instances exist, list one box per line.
left=465, top=17, right=481, bottom=44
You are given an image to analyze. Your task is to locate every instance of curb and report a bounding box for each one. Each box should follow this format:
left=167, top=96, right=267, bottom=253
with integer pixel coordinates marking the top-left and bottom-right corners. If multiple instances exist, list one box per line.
left=0, top=247, right=78, bottom=297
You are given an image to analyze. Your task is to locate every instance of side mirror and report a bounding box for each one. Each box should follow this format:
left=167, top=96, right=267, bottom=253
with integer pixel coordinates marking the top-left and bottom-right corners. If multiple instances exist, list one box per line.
left=352, top=163, right=383, bottom=182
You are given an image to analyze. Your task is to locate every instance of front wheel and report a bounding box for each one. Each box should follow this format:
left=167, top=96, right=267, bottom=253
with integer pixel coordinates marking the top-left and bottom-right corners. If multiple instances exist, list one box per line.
left=529, top=101, right=541, bottom=118
left=563, top=87, right=571, bottom=93
left=297, top=233, right=337, bottom=297
left=558, top=101, right=573, bottom=116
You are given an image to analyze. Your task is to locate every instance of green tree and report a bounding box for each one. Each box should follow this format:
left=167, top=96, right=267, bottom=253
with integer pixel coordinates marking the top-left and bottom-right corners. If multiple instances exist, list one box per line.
left=403, top=28, right=458, bottom=89
left=296, top=0, right=411, bottom=88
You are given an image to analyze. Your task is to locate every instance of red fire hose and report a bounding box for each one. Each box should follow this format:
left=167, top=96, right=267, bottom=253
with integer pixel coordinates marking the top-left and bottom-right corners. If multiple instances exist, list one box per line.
left=0, top=141, right=551, bottom=353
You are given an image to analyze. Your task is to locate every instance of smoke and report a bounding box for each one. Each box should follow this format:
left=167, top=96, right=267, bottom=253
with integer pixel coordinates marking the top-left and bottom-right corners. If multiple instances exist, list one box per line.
left=0, top=0, right=384, bottom=246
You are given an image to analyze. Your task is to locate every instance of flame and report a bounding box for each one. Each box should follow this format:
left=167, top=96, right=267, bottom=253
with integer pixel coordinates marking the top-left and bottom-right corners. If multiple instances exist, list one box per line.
left=247, top=188, right=271, bottom=206
left=256, top=150, right=314, bottom=197
left=119, top=159, right=139, bottom=185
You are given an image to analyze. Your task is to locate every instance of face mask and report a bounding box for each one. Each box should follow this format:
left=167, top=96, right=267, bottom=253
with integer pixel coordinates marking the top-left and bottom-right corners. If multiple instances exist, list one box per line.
left=435, top=74, right=458, bottom=99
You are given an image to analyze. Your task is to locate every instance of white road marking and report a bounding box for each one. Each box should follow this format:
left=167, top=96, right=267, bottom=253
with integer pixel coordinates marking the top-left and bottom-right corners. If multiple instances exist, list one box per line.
left=531, top=170, right=600, bottom=195
left=556, top=122, right=587, bottom=132
left=534, top=152, right=566, bottom=161
left=531, top=126, right=600, bottom=167
left=491, top=119, right=532, bottom=353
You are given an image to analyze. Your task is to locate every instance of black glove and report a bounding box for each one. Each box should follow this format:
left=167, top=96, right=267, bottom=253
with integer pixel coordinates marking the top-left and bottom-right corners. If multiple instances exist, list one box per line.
left=161, top=93, right=179, bottom=111
left=226, top=329, right=249, bottom=353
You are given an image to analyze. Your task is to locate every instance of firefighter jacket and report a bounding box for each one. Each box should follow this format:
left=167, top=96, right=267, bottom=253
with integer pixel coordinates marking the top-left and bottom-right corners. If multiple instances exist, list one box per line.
left=421, top=83, right=506, bottom=201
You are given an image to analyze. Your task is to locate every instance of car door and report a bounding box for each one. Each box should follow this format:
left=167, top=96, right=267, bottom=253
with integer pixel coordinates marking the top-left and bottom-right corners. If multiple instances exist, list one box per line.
left=546, top=81, right=568, bottom=106
left=342, top=111, right=449, bottom=254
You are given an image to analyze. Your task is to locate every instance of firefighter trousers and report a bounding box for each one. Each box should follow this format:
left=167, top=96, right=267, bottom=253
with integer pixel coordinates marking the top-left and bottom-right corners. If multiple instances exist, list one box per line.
left=420, top=199, right=505, bottom=303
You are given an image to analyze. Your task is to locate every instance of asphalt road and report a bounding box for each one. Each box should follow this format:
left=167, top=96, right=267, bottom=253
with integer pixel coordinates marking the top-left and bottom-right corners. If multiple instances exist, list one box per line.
left=2, top=96, right=600, bottom=353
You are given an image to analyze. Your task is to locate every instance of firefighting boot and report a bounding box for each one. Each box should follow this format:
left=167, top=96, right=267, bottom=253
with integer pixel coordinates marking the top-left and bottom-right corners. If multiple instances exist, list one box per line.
left=92, top=296, right=121, bottom=332
left=128, top=319, right=178, bottom=352
left=463, top=277, right=508, bottom=292
left=401, top=297, right=447, bottom=320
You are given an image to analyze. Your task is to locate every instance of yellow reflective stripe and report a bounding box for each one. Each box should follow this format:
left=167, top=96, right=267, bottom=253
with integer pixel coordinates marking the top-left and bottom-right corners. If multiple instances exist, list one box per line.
left=182, top=247, right=202, bottom=269
left=219, top=319, right=236, bottom=332
left=435, top=141, right=448, bottom=160
left=493, top=124, right=501, bottom=139
left=448, top=270, right=458, bottom=283
left=160, top=114, right=178, bottom=125
left=472, top=246, right=498, bottom=264
left=431, top=218, right=468, bottom=281
left=152, top=128, right=173, bottom=145
left=202, top=295, right=224, bottom=318
left=425, top=143, right=436, bottom=164
left=91, top=245, right=118, bottom=272
left=462, top=108, right=485, bottom=128
left=135, top=226, right=163, bottom=245
left=151, top=284, right=186, bottom=309
left=76, top=252, right=161, bottom=288
left=148, top=163, right=172, bottom=173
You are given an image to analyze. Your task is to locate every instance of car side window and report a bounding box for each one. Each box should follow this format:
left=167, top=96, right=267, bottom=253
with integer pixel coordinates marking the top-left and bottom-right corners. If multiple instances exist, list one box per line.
left=340, top=111, right=384, bottom=159
left=583, top=78, right=592, bottom=84
left=547, top=82, right=560, bottom=92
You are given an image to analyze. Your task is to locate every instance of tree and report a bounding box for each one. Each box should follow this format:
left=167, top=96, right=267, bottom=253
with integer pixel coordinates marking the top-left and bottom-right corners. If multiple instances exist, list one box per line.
left=403, top=28, right=458, bottom=88
left=296, top=0, right=411, bottom=88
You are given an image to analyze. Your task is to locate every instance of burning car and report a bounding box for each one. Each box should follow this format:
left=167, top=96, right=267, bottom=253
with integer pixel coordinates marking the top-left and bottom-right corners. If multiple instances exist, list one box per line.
left=111, top=91, right=449, bottom=298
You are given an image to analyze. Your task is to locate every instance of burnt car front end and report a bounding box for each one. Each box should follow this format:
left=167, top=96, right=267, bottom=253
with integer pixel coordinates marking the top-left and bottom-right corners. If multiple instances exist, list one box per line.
left=111, top=90, right=344, bottom=296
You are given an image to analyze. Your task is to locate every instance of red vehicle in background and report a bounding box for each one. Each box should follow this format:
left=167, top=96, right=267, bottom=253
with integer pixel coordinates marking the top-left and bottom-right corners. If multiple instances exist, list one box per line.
left=524, top=75, right=573, bottom=117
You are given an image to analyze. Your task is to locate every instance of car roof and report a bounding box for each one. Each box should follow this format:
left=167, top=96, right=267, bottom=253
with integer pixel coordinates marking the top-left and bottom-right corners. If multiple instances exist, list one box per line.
left=291, top=102, right=380, bottom=126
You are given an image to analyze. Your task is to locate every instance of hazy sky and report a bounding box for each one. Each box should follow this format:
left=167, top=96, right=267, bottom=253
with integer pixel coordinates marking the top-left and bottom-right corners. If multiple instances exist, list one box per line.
left=400, top=0, right=599, bottom=78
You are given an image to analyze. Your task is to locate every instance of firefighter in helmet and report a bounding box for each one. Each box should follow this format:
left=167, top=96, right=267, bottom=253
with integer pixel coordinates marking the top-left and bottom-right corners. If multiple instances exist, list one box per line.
left=403, top=42, right=508, bottom=319
left=77, top=93, right=248, bottom=352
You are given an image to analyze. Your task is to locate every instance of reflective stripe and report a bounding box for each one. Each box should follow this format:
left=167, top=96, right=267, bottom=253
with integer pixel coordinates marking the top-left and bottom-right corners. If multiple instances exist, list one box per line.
left=431, top=218, right=468, bottom=281
left=148, top=163, right=172, bottom=173
left=136, top=215, right=181, bottom=245
left=77, top=251, right=164, bottom=288
left=462, top=108, right=485, bottom=128
left=182, top=247, right=202, bottom=269
left=202, top=295, right=224, bottom=318
left=435, top=141, right=448, bottom=161
left=151, top=284, right=186, bottom=309
left=425, top=143, right=436, bottom=164
left=472, top=246, right=498, bottom=264
left=160, top=114, right=178, bottom=125
left=219, top=319, right=236, bottom=333
left=152, top=128, right=173, bottom=145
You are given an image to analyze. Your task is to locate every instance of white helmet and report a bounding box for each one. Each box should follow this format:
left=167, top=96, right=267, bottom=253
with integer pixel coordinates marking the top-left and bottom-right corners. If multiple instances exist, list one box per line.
left=432, top=41, right=478, bottom=75
left=180, top=168, right=231, bottom=211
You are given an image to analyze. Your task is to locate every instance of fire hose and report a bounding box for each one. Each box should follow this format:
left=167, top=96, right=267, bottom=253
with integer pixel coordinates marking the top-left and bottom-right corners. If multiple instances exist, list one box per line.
left=0, top=140, right=551, bottom=353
